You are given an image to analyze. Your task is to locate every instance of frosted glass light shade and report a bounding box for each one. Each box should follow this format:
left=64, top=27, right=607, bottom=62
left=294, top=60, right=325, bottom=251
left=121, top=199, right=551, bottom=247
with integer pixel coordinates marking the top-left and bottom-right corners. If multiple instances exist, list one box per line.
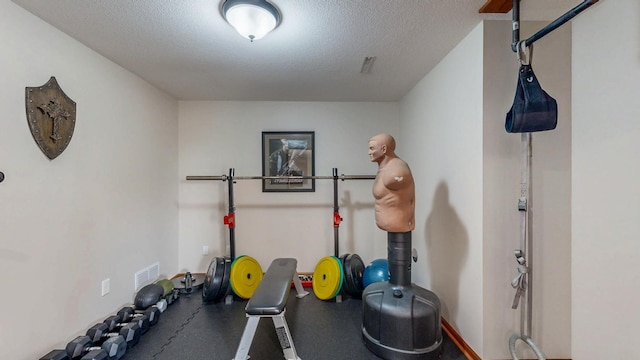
left=222, top=0, right=281, bottom=41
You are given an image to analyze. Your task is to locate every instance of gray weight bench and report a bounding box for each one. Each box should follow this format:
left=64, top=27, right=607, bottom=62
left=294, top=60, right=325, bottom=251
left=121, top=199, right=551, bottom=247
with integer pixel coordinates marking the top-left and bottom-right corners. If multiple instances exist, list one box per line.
left=233, top=258, right=309, bottom=360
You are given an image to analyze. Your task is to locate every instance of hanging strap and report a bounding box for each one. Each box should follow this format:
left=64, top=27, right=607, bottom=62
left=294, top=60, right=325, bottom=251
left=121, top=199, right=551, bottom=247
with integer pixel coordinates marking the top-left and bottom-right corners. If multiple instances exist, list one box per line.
left=511, top=249, right=528, bottom=309
left=511, top=133, right=530, bottom=310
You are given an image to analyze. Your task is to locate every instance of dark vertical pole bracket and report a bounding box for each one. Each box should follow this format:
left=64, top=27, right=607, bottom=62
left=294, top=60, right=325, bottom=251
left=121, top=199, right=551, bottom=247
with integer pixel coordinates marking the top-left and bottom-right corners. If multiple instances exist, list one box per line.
left=228, top=168, right=236, bottom=260
left=332, top=167, right=340, bottom=257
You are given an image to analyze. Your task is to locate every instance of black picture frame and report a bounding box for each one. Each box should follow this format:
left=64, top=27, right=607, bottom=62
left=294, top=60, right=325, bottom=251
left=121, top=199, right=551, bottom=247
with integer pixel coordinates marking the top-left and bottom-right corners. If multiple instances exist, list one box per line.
left=262, top=131, right=315, bottom=192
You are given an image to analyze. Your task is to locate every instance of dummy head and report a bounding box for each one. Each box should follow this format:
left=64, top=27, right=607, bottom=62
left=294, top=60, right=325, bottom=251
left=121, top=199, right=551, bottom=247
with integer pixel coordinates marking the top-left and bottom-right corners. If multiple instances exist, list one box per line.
left=368, top=133, right=396, bottom=163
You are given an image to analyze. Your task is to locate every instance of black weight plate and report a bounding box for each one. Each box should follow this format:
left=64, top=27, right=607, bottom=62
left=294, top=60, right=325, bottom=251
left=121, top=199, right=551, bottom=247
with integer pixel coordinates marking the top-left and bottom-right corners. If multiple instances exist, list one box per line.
left=218, top=257, right=232, bottom=300
left=339, top=254, right=349, bottom=296
left=339, top=254, right=349, bottom=272
left=202, top=257, right=225, bottom=303
left=340, top=253, right=354, bottom=296
left=344, top=253, right=365, bottom=298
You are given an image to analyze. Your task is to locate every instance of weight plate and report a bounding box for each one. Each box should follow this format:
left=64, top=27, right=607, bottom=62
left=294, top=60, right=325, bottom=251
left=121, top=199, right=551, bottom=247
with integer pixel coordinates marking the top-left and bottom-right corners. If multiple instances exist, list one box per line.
left=312, top=256, right=344, bottom=300
left=339, top=253, right=349, bottom=267
left=343, top=253, right=365, bottom=298
left=172, top=273, right=205, bottom=292
left=219, top=257, right=232, bottom=300
left=230, top=255, right=263, bottom=299
left=203, top=257, right=226, bottom=303
left=339, top=253, right=349, bottom=295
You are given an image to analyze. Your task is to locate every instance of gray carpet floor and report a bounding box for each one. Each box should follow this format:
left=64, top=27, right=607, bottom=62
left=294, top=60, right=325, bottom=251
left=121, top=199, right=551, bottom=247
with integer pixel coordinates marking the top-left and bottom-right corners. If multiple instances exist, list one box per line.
left=121, top=288, right=466, bottom=360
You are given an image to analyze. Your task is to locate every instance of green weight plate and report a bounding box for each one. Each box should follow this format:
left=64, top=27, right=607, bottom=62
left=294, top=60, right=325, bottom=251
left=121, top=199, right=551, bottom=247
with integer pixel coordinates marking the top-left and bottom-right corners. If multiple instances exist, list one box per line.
left=312, top=256, right=344, bottom=300
left=230, top=255, right=263, bottom=299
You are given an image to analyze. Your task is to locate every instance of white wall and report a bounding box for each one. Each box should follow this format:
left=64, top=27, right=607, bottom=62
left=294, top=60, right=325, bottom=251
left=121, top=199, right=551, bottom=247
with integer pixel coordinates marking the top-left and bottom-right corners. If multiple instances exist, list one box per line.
left=178, top=101, right=400, bottom=273
left=4, top=1, right=632, bottom=359
left=0, top=2, right=179, bottom=359
left=482, top=21, right=572, bottom=359
left=572, top=0, right=640, bottom=359
left=401, top=23, right=485, bottom=354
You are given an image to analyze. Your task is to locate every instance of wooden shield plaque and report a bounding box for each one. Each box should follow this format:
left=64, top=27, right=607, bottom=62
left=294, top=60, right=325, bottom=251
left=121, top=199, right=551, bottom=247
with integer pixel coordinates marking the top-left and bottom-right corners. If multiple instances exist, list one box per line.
left=25, top=77, right=76, bottom=160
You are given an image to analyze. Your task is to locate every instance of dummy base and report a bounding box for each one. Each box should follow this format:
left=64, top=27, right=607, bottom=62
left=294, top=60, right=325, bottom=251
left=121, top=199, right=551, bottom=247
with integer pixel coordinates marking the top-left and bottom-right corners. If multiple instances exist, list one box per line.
left=362, top=282, right=442, bottom=360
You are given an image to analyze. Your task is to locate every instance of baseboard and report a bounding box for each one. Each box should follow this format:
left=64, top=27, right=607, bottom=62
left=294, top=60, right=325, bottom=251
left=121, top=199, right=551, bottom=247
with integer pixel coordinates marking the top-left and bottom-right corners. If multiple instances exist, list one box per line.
left=441, top=317, right=481, bottom=360
left=441, top=318, right=571, bottom=360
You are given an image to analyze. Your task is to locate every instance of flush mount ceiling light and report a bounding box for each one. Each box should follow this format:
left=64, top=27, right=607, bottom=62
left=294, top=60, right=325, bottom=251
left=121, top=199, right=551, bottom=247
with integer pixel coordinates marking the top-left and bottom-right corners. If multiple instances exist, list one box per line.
left=221, top=0, right=281, bottom=42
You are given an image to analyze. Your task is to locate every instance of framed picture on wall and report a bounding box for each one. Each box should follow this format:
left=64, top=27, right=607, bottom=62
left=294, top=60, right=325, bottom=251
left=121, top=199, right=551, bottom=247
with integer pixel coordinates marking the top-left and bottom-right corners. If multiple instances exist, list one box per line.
left=262, top=131, right=315, bottom=192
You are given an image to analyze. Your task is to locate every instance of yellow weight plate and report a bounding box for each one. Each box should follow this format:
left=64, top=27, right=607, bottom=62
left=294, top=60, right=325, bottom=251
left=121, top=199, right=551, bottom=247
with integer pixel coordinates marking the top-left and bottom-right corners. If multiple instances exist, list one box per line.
left=230, top=255, right=263, bottom=299
left=312, top=256, right=344, bottom=300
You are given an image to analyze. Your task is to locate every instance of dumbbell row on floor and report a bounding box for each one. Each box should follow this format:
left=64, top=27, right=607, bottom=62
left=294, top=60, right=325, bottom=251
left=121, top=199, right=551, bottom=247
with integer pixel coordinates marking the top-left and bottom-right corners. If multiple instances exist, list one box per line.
left=41, top=280, right=175, bottom=359
left=40, top=316, right=143, bottom=360
left=40, top=333, right=126, bottom=360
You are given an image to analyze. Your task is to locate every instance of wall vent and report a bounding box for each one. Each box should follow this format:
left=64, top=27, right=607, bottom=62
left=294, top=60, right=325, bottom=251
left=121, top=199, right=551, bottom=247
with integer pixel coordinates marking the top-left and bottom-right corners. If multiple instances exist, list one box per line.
left=134, top=262, right=160, bottom=291
left=148, top=262, right=159, bottom=280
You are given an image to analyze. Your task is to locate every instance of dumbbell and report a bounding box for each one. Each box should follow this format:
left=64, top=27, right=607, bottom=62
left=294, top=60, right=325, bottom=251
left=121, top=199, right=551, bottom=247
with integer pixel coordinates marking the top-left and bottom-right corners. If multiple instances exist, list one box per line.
left=65, top=335, right=125, bottom=360
left=40, top=349, right=70, bottom=360
left=102, top=315, right=142, bottom=348
left=109, top=309, right=150, bottom=335
left=155, top=298, right=168, bottom=312
left=116, top=306, right=159, bottom=332
left=85, top=323, right=131, bottom=357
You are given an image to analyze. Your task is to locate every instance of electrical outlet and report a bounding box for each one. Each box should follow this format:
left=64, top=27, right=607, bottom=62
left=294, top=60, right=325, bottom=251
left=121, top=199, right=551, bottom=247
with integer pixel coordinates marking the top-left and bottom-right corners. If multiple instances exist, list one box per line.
left=203, top=245, right=209, bottom=255
left=101, top=278, right=110, bottom=296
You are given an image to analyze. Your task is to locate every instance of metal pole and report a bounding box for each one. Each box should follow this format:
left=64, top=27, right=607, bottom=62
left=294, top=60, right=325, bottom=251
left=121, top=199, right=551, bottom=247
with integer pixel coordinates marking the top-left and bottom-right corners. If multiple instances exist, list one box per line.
left=186, top=175, right=226, bottom=181
left=186, top=174, right=375, bottom=181
left=509, top=134, right=545, bottom=360
left=340, top=175, right=376, bottom=180
left=525, top=134, right=533, bottom=339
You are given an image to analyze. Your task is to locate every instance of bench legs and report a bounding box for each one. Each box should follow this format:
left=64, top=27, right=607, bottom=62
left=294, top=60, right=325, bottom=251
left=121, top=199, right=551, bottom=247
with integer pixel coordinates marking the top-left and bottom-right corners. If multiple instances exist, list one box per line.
left=293, top=271, right=309, bottom=298
left=233, top=310, right=301, bottom=360
left=233, top=316, right=260, bottom=360
left=273, top=312, right=300, bottom=360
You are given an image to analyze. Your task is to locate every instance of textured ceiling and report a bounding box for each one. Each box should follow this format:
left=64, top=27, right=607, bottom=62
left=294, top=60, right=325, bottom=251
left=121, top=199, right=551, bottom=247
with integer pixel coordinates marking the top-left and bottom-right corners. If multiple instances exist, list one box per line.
left=11, top=0, right=582, bottom=101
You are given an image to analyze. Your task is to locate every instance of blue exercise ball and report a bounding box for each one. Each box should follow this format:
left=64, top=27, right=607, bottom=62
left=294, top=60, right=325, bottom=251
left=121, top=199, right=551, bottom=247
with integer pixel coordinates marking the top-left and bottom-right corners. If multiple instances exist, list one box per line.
left=362, top=258, right=389, bottom=288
